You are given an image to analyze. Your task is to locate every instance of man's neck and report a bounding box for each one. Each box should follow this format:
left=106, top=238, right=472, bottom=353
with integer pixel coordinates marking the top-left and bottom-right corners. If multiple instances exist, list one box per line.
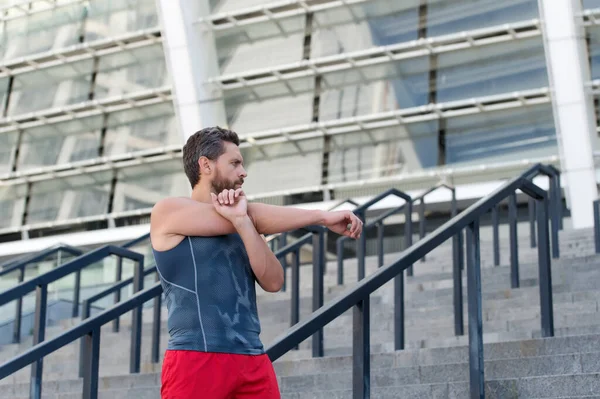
left=191, top=182, right=213, bottom=204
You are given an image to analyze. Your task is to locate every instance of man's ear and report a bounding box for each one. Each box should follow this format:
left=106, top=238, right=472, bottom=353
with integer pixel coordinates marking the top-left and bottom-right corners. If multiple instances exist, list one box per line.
left=198, top=156, right=212, bottom=175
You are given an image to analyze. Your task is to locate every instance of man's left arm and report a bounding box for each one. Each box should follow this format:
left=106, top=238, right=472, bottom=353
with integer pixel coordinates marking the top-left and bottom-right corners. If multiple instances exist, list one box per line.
left=248, top=203, right=362, bottom=238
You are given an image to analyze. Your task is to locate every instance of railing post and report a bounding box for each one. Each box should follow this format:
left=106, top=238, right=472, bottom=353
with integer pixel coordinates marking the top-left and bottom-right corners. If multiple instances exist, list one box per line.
left=30, top=284, right=48, bottom=399
left=555, top=173, right=563, bottom=230
left=594, top=200, right=600, bottom=254
left=395, top=201, right=412, bottom=350
left=82, top=328, right=101, bottom=399
left=549, top=177, right=560, bottom=259
left=406, top=200, right=414, bottom=277
left=357, top=211, right=367, bottom=281
left=13, top=266, right=24, bottom=343
left=451, top=187, right=464, bottom=336
left=529, top=197, right=536, bottom=248
left=79, top=299, right=92, bottom=378
left=113, top=256, right=123, bottom=333
left=352, top=297, right=370, bottom=399
left=152, top=272, right=162, bottom=363
left=129, top=258, right=144, bottom=374
left=509, top=192, right=520, bottom=289
left=280, top=233, right=288, bottom=291
left=419, top=198, right=426, bottom=262
left=72, top=269, right=82, bottom=318
left=312, top=229, right=325, bottom=358
left=492, top=205, right=500, bottom=266
left=466, top=220, right=484, bottom=399
left=337, top=237, right=345, bottom=286
left=376, top=223, right=384, bottom=268
left=537, top=195, right=555, bottom=338
left=291, top=249, right=300, bottom=350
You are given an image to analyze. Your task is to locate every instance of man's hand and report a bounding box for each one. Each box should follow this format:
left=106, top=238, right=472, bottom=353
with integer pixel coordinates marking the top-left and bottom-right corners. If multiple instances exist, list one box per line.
left=210, top=188, right=248, bottom=224
left=323, top=210, right=363, bottom=239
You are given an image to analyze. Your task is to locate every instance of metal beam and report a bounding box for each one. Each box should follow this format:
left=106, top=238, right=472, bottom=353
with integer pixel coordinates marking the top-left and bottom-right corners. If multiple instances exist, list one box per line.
left=197, top=0, right=371, bottom=30
left=0, top=88, right=549, bottom=186
left=0, top=86, right=172, bottom=135
left=0, top=155, right=559, bottom=237
left=210, top=20, right=541, bottom=90
left=0, top=28, right=161, bottom=78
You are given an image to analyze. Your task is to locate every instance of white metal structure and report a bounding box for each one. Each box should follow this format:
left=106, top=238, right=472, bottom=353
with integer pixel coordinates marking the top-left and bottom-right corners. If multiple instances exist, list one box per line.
left=537, top=0, right=599, bottom=228
left=1, top=0, right=600, bottom=248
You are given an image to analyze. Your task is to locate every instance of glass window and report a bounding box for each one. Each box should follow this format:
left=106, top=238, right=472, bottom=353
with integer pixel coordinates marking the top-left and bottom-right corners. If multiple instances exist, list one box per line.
left=84, top=0, right=159, bottom=42
left=327, top=121, right=439, bottom=184
left=0, top=132, right=17, bottom=175
left=27, top=171, right=112, bottom=224
left=583, top=0, right=600, bottom=9
left=312, top=0, right=420, bottom=58
left=444, top=104, right=557, bottom=165
left=240, top=138, right=324, bottom=195
left=225, top=88, right=314, bottom=133
left=112, top=160, right=189, bottom=213
left=0, top=3, right=85, bottom=61
left=104, top=104, right=179, bottom=157
left=16, top=115, right=103, bottom=171
left=425, top=0, right=539, bottom=38
left=94, top=44, right=168, bottom=99
left=215, top=17, right=306, bottom=75
left=8, top=59, right=93, bottom=116
left=0, top=185, right=26, bottom=229
left=587, top=27, right=600, bottom=80
left=436, top=37, right=548, bottom=103
left=319, top=56, right=430, bottom=121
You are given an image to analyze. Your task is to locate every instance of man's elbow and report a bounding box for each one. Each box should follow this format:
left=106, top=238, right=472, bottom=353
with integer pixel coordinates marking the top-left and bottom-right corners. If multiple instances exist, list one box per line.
left=261, top=275, right=284, bottom=293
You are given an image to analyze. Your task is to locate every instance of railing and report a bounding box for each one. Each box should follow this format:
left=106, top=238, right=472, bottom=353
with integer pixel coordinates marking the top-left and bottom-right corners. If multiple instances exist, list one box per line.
left=594, top=199, right=600, bottom=254
left=266, top=172, right=554, bottom=399
left=78, top=264, right=158, bottom=377
left=0, top=232, right=151, bottom=344
left=270, top=226, right=326, bottom=356
left=0, top=245, right=145, bottom=399
left=76, top=227, right=326, bottom=372
left=0, top=243, right=79, bottom=270
left=336, top=188, right=413, bottom=285
left=335, top=183, right=466, bottom=340
left=0, top=244, right=83, bottom=344
left=0, top=282, right=162, bottom=399
left=491, top=164, right=561, bottom=289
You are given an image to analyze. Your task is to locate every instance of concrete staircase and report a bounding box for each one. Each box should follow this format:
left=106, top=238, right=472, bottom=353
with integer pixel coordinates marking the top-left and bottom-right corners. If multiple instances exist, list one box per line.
left=1, top=223, right=600, bottom=398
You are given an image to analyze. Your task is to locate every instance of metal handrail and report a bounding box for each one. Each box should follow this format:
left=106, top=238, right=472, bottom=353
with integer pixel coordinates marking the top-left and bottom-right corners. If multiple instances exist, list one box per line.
left=490, top=163, right=561, bottom=289
left=0, top=282, right=162, bottom=399
left=0, top=245, right=145, bottom=399
left=269, top=226, right=326, bottom=355
left=337, top=188, right=413, bottom=283
left=265, top=173, right=554, bottom=398
left=0, top=167, right=556, bottom=399
left=0, top=232, right=151, bottom=344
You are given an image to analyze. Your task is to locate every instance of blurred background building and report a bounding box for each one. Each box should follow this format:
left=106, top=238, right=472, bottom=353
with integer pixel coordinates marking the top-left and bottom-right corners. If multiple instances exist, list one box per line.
left=0, top=0, right=599, bottom=258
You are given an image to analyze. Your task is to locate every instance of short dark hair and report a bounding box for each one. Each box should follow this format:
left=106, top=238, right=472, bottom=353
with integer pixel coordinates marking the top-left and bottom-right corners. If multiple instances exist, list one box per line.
left=183, top=126, right=240, bottom=188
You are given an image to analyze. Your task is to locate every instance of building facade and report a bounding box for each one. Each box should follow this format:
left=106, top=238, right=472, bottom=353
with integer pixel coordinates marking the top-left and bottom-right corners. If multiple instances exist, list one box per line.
left=0, top=0, right=599, bottom=248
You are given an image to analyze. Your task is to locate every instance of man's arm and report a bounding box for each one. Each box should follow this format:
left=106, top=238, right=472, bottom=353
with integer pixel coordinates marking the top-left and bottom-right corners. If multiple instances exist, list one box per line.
left=211, top=189, right=283, bottom=292
left=231, top=215, right=284, bottom=292
left=151, top=196, right=362, bottom=239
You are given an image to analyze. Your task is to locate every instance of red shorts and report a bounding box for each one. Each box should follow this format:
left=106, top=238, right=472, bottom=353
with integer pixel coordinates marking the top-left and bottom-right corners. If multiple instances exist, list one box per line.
left=160, top=350, right=280, bottom=399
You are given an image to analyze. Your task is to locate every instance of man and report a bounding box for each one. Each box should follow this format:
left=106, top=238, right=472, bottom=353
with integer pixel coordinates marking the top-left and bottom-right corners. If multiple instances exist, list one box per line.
left=150, top=126, right=363, bottom=398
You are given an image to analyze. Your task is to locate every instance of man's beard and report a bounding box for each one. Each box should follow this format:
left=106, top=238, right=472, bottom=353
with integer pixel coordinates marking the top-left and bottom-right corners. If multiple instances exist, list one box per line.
left=211, top=170, right=243, bottom=193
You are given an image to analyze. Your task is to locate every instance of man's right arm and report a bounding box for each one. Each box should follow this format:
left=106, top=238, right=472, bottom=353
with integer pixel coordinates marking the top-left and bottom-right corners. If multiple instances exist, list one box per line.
left=150, top=197, right=238, bottom=247
left=150, top=195, right=362, bottom=245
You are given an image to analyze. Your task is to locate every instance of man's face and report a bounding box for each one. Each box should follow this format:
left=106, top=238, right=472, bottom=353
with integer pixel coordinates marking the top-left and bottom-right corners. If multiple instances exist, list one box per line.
left=210, top=142, right=247, bottom=193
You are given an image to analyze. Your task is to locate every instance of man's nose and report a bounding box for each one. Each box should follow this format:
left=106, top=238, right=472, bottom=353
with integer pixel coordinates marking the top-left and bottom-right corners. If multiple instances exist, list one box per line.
left=240, top=167, right=247, bottom=179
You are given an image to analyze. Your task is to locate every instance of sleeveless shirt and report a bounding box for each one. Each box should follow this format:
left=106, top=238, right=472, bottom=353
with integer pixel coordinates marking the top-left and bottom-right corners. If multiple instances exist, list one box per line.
left=152, top=234, right=264, bottom=355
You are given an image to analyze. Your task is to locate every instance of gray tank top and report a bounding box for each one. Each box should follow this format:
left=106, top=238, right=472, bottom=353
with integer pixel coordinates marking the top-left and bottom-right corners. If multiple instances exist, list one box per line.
left=152, top=234, right=264, bottom=355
